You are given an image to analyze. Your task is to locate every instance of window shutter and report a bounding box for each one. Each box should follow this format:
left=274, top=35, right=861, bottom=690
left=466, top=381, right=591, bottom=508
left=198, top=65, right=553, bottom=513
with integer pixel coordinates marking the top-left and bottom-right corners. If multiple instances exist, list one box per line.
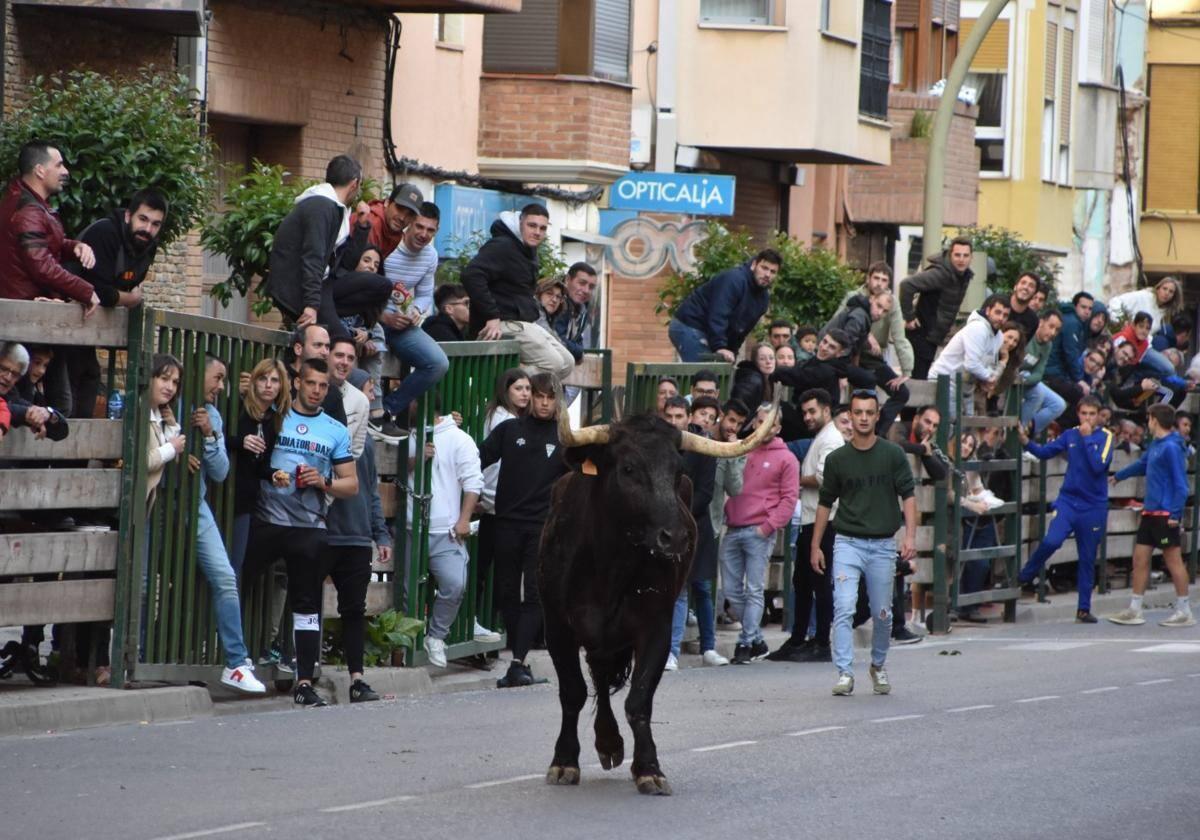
left=1059, top=28, right=1073, bottom=143
left=960, top=18, right=1009, bottom=71
left=699, top=0, right=770, bottom=24
left=945, top=0, right=959, bottom=30
left=1085, top=0, right=1107, bottom=83
left=1045, top=22, right=1058, bottom=100
left=482, top=0, right=559, bottom=74
left=592, top=0, right=631, bottom=82
left=895, top=0, right=919, bottom=28
left=1145, top=65, right=1200, bottom=212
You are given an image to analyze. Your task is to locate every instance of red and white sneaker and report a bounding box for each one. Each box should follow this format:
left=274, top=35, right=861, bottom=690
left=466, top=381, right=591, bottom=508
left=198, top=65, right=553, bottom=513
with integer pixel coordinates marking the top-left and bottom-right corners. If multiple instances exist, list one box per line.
left=221, top=662, right=267, bottom=694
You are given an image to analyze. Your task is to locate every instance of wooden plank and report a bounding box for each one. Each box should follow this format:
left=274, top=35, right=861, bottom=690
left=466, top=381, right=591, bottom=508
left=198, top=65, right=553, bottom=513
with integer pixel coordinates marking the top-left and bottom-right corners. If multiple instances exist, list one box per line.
left=0, top=299, right=127, bottom=347
left=323, top=580, right=391, bottom=617
left=562, top=353, right=606, bottom=389
left=1043, top=532, right=1195, bottom=567
left=0, top=531, right=117, bottom=575
left=0, top=468, right=121, bottom=510
left=906, top=379, right=937, bottom=405
left=375, top=441, right=401, bottom=476
left=0, top=579, right=114, bottom=624
left=379, top=481, right=397, bottom=519
left=0, top=419, right=123, bottom=460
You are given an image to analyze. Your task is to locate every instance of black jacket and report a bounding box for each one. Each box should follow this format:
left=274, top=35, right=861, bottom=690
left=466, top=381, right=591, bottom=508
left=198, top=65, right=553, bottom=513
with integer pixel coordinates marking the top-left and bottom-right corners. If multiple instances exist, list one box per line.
left=899, top=254, right=973, bottom=345
left=461, top=216, right=540, bottom=335
left=422, top=312, right=466, bottom=343
left=821, top=293, right=873, bottom=356
left=730, top=360, right=770, bottom=409
left=674, top=261, right=770, bottom=354
left=479, top=414, right=568, bottom=528
left=61, top=212, right=159, bottom=308
left=229, top=405, right=279, bottom=516
left=682, top=440, right=718, bottom=581
left=3, top=387, right=68, bottom=440
left=266, top=192, right=345, bottom=315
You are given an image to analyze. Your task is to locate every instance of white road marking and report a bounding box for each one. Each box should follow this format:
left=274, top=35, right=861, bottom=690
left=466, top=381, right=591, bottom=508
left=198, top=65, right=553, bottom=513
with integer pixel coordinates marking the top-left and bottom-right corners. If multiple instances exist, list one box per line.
left=788, top=726, right=845, bottom=737
left=1015, top=695, right=1061, bottom=704
left=870, top=714, right=924, bottom=723
left=692, top=740, right=758, bottom=752
left=1133, top=643, right=1200, bottom=653
left=1135, top=678, right=1174, bottom=686
left=1080, top=686, right=1120, bottom=694
left=319, top=796, right=414, bottom=813
left=946, top=704, right=994, bottom=713
left=152, top=823, right=265, bottom=840
left=1003, top=642, right=1095, bottom=652
left=464, top=773, right=544, bottom=789
left=1188, top=673, right=1200, bottom=678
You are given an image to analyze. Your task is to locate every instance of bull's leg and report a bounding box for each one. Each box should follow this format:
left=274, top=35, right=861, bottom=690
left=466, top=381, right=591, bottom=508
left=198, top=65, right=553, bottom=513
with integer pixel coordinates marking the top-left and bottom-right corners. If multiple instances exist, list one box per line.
left=626, top=614, right=673, bottom=796
left=587, top=654, right=625, bottom=771
left=544, top=611, right=585, bottom=786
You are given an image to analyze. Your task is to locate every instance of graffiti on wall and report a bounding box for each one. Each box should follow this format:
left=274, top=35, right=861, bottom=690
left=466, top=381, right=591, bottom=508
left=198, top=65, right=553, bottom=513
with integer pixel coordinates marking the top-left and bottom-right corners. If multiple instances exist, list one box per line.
left=604, top=217, right=709, bottom=279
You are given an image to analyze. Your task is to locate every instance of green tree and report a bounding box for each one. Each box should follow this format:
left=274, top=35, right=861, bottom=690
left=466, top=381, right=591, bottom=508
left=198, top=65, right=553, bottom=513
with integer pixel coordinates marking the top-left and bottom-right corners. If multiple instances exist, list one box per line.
left=655, top=220, right=860, bottom=332
left=0, top=68, right=213, bottom=247
left=956, top=224, right=1060, bottom=301
left=435, top=231, right=568, bottom=287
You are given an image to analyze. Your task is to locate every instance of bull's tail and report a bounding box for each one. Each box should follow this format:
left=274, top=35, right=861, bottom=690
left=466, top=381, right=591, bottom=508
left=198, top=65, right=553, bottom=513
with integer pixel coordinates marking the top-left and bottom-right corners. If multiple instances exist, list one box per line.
left=586, top=646, right=635, bottom=697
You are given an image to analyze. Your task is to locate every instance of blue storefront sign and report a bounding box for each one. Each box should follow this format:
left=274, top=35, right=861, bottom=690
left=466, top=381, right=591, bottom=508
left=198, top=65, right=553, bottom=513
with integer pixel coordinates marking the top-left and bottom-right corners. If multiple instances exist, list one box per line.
left=608, top=172, right=736, bottom=216
left=433, top=184, right=529, bottom=257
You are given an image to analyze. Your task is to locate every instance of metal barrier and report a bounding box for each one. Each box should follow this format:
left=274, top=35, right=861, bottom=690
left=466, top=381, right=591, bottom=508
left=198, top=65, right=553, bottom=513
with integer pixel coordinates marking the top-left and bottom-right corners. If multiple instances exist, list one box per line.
left=623, top=362, right=733, bottom=416
left=113, top=307, right=290, bottom=685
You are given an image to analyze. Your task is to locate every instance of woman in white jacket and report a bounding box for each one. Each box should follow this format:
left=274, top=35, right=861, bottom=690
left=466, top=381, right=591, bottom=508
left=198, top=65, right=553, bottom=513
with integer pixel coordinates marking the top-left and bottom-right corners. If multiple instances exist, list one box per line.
left=926, top=294, right=1012, bottom=415
left=1106, top=276, right=1183, bottom=334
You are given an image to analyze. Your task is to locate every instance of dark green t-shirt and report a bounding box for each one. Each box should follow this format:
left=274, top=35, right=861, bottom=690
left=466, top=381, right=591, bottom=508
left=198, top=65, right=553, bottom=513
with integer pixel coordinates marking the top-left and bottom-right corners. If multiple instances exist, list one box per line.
left=818, top=438, right=915, bottom=539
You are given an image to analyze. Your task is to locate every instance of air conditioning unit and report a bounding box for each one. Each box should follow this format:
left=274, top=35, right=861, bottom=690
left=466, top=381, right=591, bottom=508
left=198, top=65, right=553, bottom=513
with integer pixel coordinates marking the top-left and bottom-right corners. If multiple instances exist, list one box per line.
left=630, top=105, right=653, bottom=166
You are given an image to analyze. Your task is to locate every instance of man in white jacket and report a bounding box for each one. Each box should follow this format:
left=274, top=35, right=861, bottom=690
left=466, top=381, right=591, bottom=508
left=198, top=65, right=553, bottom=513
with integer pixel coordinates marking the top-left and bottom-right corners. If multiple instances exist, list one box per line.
left=408, top=401, right=484, bottom=667
left=927, top=293, right=1011, bottom=415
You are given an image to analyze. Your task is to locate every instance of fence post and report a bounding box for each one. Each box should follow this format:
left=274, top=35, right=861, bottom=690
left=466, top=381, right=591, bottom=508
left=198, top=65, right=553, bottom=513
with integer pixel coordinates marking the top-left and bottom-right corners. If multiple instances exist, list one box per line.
left=930, top=374, right=951, bottom=634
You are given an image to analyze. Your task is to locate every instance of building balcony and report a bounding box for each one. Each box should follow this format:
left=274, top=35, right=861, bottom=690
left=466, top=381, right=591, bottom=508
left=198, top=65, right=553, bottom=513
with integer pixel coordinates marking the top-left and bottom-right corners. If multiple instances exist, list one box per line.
left=845, top=91, right=980, bottom=227
left=11, top=0, right=204, bottom=35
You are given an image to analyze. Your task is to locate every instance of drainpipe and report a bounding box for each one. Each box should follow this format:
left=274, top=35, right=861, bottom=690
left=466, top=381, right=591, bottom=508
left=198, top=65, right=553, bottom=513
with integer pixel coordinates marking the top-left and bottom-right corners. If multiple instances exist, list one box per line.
left=654, top=0, right=678, bottom=173
left=921, top=0, right=1012, bottom=260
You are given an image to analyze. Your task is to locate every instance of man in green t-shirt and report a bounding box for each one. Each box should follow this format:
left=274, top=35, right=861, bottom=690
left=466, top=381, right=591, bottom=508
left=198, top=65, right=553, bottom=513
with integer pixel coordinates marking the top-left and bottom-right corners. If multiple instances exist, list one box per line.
left=811, top=391, right=917, bottom=698
left=1019, top=308, right=1065, bottom=435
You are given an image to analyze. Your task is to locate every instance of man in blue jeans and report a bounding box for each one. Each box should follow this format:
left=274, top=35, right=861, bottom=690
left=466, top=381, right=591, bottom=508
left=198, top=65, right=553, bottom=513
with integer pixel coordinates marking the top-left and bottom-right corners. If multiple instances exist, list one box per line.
left=1019, top=309, right=1066, bottom=435
left=669, top=249, right=782, bottom=363
left=811, top=391, right=917, bottom=697
left=192, top=354, right=266, bottom=694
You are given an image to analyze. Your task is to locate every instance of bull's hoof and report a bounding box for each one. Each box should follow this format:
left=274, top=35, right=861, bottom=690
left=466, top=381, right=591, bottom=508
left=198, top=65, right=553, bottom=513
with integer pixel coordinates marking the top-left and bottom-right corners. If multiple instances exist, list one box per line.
left=597, top=745, right=624, bottom=770
left=545, top=765, right=581, bottom=786
left=634, top=774, right=672, bottom=796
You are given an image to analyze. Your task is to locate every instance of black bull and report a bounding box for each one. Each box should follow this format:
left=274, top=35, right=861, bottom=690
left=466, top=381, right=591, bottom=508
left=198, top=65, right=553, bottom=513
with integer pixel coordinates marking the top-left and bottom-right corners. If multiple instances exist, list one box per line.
left=537, top=404, right=777, bottom=796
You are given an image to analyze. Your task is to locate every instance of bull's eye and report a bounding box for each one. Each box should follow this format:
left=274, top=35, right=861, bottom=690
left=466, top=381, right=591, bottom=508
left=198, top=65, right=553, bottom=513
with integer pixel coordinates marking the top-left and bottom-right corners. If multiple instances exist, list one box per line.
left=621, top=464, right=634, bottom=476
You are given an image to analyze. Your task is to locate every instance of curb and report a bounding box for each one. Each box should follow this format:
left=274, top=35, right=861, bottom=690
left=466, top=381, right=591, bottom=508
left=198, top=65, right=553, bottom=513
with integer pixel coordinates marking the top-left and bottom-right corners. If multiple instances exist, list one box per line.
left=0, top=685, right=212, bottom=738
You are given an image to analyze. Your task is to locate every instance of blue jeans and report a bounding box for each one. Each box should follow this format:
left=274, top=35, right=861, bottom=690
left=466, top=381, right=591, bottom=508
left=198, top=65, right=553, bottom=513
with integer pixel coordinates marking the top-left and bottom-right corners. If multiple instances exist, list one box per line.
left=1021, top=382, right=1067, bottom=434
left=668, top=319, right=711, bottom=363
left=719, top=526, right=773, bottom=646
left=670, top=578, right=716, bottom=656
left=196, top=504, right=250, bottom=668
left=383, top=325, right=449, bottom=418
left=958, top=517, right=997, bottom=617
left=1141, top=347, right=1176, bottom=379
left=831, top=535, right=896, bottom=676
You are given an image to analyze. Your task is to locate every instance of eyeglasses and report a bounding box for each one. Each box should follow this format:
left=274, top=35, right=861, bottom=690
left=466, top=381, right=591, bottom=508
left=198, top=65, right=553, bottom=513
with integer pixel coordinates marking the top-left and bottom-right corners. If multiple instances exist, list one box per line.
left=450, top=299, right=470, bottom=307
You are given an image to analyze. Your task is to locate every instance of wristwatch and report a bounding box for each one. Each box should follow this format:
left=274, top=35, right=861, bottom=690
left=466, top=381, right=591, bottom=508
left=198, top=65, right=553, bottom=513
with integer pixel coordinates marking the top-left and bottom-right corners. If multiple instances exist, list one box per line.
left=324, top=476, right=333, bottom=489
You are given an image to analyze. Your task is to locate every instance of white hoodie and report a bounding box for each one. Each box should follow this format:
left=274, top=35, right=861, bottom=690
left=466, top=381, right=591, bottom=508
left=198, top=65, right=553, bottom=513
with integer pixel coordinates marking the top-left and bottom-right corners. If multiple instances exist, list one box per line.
left=927, top=309, right=1003, bottom=383
left=406, top=416, right=484, bottom=532
left=1107, top=288, right=1166, bottom=332
left=294, top=182, right=350, bottom=276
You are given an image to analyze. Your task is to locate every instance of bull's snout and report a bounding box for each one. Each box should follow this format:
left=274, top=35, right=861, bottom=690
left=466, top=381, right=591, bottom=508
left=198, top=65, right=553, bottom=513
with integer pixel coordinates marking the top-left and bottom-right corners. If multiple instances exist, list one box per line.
left=655, top=529, right=674, bottom=552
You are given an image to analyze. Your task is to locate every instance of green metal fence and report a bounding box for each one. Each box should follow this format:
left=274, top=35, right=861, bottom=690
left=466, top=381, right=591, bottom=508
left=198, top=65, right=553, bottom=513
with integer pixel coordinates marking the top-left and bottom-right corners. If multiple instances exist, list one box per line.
left=623, top=362, right=733, bottom=416
left=394, top=341, right=520, bottom=666
left=112, top=307, right=290, bottom=685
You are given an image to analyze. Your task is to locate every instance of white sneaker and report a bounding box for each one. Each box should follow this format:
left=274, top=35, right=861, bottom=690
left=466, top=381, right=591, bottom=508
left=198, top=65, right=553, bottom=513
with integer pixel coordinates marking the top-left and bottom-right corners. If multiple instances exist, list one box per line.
left=664, top=653, right=678, bottom=672
left=979, top=490, right=1006, bottom=510
left=686, top=610, right=698, bottom=627
left=701, top=649, right=729, bottom=666
left=221, top=663, right=266, bottom=694
left=473, top=619, right=501, bottom=643
left=1107, top=608, right=1146, bottom=626
left=424, top=636, right=448, bottom=668
left=1022, top=451, right=1040, bottom=465
left=1159, top=610, right=1197, bottom=628
left=832, top=672, right=854, bottom=696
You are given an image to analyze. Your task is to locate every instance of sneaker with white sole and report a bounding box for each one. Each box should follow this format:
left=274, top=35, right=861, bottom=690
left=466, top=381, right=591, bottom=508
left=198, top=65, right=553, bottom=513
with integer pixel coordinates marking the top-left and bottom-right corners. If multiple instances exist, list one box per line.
left=1159, top=610, right=1197, bottom=628
left=473, top=619, right=502, bottom=644
left=424, top=636, right=448, bottom=668
left=701, top=649, right=730, bottom=666
left=220, top=663, right=266, bottom=694
left=869, top=664, right=891, bottom=695
left=832, top=672, right=854, bottom=696
left=1107, top=608, right=1146, bottom=626
left=664, top=653, right=678, bottom=672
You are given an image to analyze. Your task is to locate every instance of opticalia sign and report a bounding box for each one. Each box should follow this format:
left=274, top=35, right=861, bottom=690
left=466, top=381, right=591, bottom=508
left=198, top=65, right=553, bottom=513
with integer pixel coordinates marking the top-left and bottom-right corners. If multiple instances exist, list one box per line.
left=608, top=172, right=736, bottom=216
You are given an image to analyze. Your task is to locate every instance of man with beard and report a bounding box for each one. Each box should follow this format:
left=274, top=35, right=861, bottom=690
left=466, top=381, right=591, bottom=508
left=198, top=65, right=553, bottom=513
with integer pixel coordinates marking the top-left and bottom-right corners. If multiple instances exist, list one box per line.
left=62, top=189, right=168, bottom=416
left=1007, top=272, right=1041, bottom=341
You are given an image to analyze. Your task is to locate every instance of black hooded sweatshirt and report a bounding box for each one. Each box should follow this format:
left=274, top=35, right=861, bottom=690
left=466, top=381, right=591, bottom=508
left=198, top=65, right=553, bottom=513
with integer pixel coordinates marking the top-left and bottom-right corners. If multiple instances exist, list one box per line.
left=67, top=211, right=160, bottom=307
left=460, top=215, right=540, bottom=335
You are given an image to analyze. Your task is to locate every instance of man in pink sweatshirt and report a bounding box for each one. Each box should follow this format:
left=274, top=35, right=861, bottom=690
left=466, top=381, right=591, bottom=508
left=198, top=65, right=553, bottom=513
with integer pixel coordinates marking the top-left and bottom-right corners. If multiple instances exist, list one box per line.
left=722, top=403, right=800, bottom=663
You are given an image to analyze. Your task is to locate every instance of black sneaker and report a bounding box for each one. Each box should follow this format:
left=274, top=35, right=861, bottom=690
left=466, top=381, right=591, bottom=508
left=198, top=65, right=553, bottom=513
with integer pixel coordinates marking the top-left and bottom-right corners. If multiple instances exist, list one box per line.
left=795, top=642, right=832, bottom=663
left=731, top=644, right=752, bottom=665
left=496, top=661, right=534, bottom=688
left=891, top=626, right=923, bottom=645
left=368, top=415, right=407, bottom=444
left=350, top=679, right=380, bottom=702
left=293, top=683, right=328, bottom=707
left=766, top=638, right=805, bottom=662
left=1075, top=610, right=1098, bottom=624
left=748, top=639, right=770, bottom=661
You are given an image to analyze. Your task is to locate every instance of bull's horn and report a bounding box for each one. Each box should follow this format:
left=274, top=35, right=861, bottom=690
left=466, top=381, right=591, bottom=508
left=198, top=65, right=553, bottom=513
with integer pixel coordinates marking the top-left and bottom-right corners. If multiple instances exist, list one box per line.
left=557, top=404, right=610, bottom=447
left=680, top=383, right=782, bottom=458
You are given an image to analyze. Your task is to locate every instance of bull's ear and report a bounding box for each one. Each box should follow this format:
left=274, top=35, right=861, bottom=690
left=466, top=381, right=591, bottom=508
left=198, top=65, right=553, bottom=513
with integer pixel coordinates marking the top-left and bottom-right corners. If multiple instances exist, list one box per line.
left=562, top=443, right=610, bottom=475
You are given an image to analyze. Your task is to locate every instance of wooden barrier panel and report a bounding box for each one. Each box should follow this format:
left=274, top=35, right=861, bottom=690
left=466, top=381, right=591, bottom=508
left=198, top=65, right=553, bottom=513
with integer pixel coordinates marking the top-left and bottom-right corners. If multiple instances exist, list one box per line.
left=0, top=579, right=115, bottom=625
left=0, top=468, right=122, bottom=510
left=562, top=353, right=606, bottom=389
left=0, top=419, right=123, bottom=460
left=323, top=580, right=392, bottom=617
left=0, top=300, right=128, bottom=347
left=0, top=531, right=118, bottom=576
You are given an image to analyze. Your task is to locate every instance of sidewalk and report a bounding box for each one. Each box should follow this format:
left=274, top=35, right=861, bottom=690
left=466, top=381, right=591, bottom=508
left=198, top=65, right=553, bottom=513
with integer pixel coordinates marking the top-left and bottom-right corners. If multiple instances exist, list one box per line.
left=0, top=584, right=1182, bottom=739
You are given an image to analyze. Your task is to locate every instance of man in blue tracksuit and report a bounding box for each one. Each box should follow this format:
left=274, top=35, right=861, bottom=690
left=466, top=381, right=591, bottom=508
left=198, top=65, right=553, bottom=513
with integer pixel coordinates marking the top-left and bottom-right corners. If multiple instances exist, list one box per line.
left=1017, top=394, right=1113, bottom=623
left=669, top=249, right=782, bottom=363
left=1108, top=403, right=1194, bottom=628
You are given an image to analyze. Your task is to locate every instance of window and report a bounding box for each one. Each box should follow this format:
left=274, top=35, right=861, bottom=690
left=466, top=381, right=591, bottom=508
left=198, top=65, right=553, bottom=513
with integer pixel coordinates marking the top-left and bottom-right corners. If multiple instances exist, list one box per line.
left=437, top=14, right=465, bottom=46
left=961, top=15, right=1012, bottom=175
left=482, top=0, right=631, bottom=82
left=859, top=0, right=892, bottom=120
left=700, top=0, right=770, bottom=25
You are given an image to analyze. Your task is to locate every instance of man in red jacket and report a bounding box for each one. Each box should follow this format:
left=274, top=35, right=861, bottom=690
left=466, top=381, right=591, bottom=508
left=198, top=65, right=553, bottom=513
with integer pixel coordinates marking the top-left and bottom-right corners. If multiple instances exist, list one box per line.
left=0, top=140, right=98, bottom=316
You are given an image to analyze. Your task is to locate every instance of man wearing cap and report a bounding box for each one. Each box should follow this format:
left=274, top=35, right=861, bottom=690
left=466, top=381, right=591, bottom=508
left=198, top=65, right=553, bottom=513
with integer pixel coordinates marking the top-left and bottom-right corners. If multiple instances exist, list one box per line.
left=355, top=182, right=423, bottom=259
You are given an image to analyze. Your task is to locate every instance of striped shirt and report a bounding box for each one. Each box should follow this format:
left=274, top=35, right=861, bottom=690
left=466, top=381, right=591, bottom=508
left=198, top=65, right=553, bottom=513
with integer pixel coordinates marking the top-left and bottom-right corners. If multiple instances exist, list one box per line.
left=383, top=240, right=437, bottom=315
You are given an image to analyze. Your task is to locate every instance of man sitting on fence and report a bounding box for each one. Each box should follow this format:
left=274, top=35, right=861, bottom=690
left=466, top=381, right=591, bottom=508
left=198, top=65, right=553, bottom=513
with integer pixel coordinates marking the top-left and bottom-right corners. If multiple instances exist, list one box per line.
left=822, top=288, right=908, bottom=435
left=353, top=182, right=422, bottom=259
left=461, top=204, right=575, bottom=380
left=668, top=249, right=782, bottom=364
left=927, top=293, right=1011, bottom=416
left=422, top=284, right=471, bottom=343
left=898, top=237, right=974, bottom=379
left=1016, top=395, right=1114, bottom=624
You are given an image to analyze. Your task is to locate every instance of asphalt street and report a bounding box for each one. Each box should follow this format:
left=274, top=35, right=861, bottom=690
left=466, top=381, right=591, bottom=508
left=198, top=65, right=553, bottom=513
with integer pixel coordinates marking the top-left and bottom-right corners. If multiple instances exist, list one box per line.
left=4, top=613, right=1199, bottom=840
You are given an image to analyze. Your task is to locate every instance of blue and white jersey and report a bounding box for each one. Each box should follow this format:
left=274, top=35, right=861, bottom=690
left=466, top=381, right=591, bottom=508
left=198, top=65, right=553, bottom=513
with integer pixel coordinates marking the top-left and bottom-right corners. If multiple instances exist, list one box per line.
left=257, top=408, right=353, bottom=528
